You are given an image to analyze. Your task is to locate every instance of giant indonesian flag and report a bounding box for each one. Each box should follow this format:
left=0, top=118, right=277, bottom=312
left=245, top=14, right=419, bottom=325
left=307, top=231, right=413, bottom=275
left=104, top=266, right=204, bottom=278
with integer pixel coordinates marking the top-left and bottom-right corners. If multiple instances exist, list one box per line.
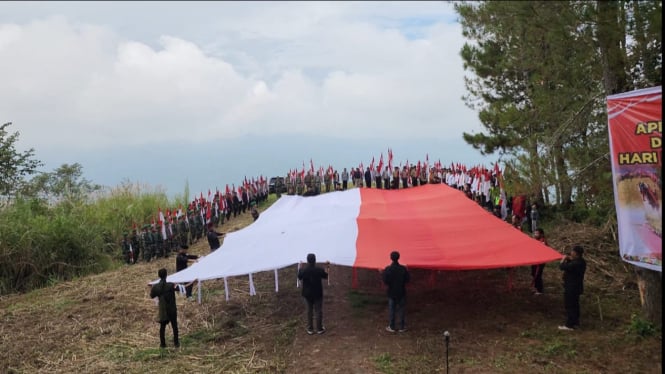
left=163, top=184, right=562, bottom=284
left=607, top=86, right=662, bottom=272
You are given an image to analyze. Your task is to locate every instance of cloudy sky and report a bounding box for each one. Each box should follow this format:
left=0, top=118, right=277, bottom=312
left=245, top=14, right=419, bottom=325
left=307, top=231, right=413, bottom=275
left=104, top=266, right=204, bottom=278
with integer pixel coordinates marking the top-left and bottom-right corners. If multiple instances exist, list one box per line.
left=0, top=1, right=493, bottom=198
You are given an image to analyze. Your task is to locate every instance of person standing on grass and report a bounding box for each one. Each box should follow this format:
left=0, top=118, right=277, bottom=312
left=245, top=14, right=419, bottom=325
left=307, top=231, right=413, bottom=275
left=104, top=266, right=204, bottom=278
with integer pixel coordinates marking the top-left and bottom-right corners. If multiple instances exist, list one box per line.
left=175, top=245, right=199, bottom=300
left=150, top=268, right=180, bottom=348
left=558, top=245, right=587, bottom=331
left=206, top=223, right=224, bottom=252
left=531, top=228, right=547, bottom=295
left=383, top=250, right=410, bottom=333
left=297, top=253, right=329, bottom=335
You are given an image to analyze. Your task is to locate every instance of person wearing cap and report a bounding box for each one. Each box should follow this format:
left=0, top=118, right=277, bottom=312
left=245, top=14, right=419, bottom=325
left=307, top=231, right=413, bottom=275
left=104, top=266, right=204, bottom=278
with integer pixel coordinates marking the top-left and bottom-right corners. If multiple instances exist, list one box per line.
left=149, top=268, right=180, bottom=348
left=176, top=245, right=199, bottom=300
left=383, top=250, right=410, bottom=333
left=558, top=245, right=587, bottom=331
left=297, top=253, right=329, bottom=335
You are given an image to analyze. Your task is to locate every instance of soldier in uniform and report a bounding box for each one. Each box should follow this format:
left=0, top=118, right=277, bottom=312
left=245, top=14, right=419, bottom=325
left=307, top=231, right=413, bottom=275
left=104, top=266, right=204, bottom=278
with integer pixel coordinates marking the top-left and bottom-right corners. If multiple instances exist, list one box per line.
left=241, top=188, right=249, bottom=214
left=142, top=225, right=153, bottom=262
left=177, top=215, right=189, bottom=248
left=121, top=232, right=132, bottom=264
left=150, top=225, right=162, bottom=258
left=152, top=225, right=162, bottom=259
left=130, top=229, right=140, bottom=264
left=193, top=211, right=203, bottom=242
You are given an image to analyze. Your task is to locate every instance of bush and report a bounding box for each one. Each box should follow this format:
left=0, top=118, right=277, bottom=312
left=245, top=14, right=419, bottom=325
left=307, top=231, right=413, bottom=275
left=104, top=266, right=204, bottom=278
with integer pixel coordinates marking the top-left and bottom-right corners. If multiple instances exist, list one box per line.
left=628, top=314, right=658, bottom=338
left=0, top=184, right=178, bottom=294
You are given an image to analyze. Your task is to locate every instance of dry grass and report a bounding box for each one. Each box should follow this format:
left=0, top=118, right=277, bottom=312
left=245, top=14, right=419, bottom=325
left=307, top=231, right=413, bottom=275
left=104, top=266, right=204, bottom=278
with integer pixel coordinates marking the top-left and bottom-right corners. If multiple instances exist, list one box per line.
left=0, top=203, right=662, bottom=374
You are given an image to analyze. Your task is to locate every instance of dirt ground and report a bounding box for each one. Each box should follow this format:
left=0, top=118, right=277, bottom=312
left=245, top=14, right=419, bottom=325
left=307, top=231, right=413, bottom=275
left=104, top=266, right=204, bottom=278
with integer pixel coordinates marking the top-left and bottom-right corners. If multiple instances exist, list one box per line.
left=0, top=209, right=662, bottom=374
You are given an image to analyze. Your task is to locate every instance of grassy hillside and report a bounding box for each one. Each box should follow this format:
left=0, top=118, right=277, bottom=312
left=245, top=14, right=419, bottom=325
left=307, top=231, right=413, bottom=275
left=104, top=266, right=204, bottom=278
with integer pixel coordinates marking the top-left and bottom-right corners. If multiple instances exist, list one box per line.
left=0, top=204, right=661, bottom=373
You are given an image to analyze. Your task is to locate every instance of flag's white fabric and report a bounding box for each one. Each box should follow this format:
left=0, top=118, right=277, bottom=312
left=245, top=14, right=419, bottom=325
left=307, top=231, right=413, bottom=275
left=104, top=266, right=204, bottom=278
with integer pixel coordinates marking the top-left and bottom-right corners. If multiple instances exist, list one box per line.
left=163, top=189, right=361, bottom=284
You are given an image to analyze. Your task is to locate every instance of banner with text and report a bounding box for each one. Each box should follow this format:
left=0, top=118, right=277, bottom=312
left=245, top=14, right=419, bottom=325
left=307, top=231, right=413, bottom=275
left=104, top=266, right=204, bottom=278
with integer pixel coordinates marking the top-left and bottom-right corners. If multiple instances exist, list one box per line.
left=607, top=86, right=662, bottom=272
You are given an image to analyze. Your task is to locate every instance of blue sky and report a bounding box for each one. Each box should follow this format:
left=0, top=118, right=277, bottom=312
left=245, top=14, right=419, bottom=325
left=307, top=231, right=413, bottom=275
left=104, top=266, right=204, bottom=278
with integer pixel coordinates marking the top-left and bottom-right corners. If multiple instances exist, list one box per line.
left=0, top=1, right=494, bottom=198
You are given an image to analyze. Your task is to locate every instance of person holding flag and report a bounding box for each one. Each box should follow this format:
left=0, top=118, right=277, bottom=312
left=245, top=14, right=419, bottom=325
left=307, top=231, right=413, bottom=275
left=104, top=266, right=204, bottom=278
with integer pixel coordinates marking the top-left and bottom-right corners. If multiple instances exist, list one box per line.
left=297, top=253, right=329, bottom=335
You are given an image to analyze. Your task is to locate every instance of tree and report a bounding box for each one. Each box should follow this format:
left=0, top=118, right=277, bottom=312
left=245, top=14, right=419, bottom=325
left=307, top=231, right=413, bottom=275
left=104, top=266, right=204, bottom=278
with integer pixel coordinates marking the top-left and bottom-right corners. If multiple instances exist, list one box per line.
left=456, top=1, right=661, bottom=326
left=22, top=163, right=101, bottom=202
left=0, top=122, right=42, bottom=198
left=456, top=2, right=604, bottom=207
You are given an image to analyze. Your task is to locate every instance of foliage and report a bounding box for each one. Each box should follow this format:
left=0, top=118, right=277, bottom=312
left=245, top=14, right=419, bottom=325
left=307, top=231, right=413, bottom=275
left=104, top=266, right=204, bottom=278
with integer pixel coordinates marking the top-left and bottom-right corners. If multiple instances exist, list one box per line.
left=455, top=1, right=662, bottom=213
left=0, top=181, right=177, bottom=294
left=0, top=122, right=43, bottom=197
left=21, top=163, right=101, bottom=202
left=628, top=313, right=658, bottom=338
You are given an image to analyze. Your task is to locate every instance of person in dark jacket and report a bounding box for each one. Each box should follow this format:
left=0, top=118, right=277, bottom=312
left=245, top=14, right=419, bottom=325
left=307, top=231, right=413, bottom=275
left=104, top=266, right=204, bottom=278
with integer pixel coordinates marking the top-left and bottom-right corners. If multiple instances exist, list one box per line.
left=364, top=167, right=372, bottom=188
left=558, top=245, right=587, bottom=330
left=531, top=228, right=547, bottom=295
left=206, top=224, right=224, bottom=252
left=297, top=253, right=329, bottom=335
left=149, top=268, right=179, bottom=348
left=175, top=245, right=199, bottom=300
left=383, top=250, right=410, bottom=333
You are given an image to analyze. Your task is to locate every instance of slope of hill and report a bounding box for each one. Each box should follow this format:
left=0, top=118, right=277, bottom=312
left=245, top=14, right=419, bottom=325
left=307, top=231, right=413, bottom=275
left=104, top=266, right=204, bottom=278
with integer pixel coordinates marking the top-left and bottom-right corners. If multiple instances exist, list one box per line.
left=0, top=208, right=661, bottom=373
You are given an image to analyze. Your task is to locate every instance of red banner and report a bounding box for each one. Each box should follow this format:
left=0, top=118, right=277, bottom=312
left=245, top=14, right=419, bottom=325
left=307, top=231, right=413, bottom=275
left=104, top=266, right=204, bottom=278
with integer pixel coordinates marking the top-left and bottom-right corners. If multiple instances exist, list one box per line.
left=607, top=86, right=661, bottom=272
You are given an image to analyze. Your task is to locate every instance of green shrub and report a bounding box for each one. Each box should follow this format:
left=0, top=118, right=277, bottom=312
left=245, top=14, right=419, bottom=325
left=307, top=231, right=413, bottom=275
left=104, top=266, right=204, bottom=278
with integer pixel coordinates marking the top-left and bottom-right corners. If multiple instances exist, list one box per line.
left=628, top=314, right=657, bottom=338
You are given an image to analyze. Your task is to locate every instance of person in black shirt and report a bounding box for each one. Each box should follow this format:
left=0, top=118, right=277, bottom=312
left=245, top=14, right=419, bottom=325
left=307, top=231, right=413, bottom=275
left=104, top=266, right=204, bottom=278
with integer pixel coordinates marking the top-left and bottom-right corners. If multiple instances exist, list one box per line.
left=206, top=224, right=224, bottom=252
left=558, top=245, right=587, bottom=330
left=297, top=253, right=329, bottom=335
left=383, top=250, right=410, bottom=333
left=175, top=245, right=199, bottom=300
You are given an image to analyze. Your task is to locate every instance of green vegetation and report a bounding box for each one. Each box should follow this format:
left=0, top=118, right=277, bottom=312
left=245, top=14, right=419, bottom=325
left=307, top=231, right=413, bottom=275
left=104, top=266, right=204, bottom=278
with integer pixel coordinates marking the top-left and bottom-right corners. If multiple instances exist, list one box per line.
left=0, top=181, right=175, bottom=294
left=628, top=313, right=658, bottom=338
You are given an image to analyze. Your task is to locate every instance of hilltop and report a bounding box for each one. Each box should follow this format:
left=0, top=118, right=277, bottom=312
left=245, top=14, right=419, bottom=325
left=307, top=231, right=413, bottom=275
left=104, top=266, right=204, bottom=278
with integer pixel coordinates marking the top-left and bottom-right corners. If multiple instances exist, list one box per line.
left=0, top=207, right=661, bottom=373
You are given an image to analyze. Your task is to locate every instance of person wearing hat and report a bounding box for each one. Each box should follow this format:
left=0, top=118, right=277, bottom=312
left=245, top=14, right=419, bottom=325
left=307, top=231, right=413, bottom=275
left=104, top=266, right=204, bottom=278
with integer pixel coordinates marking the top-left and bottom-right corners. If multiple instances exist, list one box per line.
left=176, top=245, right=199, bottom=300
left=297, top=253, right=329, bottom=335
left=558, top=245, right=587, bottom=330
left=382, top=250, right=410, bottom=333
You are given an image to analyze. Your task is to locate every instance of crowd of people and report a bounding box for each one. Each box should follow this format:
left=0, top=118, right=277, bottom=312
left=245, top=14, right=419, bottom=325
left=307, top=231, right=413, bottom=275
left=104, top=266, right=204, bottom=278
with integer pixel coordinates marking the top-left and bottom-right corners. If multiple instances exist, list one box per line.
left=120, top=177, right=269, bottom=264
left=140, top=155, right=589, bottom=348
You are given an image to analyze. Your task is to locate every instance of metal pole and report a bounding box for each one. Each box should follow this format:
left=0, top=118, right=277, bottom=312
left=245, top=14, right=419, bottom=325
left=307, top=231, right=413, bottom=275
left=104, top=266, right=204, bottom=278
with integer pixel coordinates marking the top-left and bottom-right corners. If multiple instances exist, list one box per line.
left=444, top=331, right=450, bottom=374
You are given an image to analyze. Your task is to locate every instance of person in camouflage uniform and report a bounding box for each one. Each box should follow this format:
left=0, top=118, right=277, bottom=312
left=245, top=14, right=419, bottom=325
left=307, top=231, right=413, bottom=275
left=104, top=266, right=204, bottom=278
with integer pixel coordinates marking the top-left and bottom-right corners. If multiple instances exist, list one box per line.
left=193, top=211, right=204, bottom=242
left=130, top=229, right=140, bottom=264
left=158, top=224, right=169, bottom=258
left=177, top=215, right=189, bottom=248
left=121, top=232, right=132, bottom=264
left=142, top=225, right=153, bottom=262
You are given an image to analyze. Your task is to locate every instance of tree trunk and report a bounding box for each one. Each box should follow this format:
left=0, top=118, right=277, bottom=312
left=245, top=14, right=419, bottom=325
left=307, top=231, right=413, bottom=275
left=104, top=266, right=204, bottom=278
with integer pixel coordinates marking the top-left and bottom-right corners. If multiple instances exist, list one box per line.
left=636, top=268, right=662, bottom=328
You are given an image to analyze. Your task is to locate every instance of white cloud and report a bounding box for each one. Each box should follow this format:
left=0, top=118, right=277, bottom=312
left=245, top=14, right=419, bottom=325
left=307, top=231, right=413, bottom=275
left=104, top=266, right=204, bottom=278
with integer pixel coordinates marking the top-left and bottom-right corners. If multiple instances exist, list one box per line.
left=0, top=3, right=483, bottom=154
